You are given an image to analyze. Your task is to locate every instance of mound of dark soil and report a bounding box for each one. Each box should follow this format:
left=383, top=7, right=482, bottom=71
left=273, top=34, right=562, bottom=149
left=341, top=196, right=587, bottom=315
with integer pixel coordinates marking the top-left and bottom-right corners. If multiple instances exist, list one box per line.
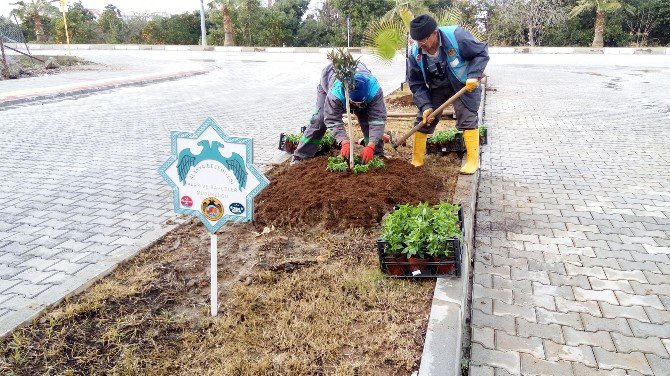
left=254, top=155, right=449, bottom=231
left=387, top=94, right=415, bottom=108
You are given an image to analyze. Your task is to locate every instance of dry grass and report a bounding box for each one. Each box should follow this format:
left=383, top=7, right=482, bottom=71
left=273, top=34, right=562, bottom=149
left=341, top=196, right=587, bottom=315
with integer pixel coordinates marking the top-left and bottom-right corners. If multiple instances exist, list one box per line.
left=0, top=223, right=435, bottom=376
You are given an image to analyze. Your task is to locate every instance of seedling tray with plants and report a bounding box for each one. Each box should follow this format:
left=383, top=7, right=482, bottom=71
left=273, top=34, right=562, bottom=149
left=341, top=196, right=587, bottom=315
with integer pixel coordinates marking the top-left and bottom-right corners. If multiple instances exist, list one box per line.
left=426, top=129, right=465, bottom=154
left=278, top=128, right=337, bottom=155
left=327, top=155, right=385, bottom=173
left=479, top=125, right=488, bottom=145
left=377, top=202, right=463, bottom=278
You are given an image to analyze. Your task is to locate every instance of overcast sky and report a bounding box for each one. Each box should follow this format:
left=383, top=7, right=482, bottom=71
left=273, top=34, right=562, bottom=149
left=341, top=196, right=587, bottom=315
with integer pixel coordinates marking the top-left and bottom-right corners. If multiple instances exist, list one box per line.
left=1, top=0, right=205, bottom=18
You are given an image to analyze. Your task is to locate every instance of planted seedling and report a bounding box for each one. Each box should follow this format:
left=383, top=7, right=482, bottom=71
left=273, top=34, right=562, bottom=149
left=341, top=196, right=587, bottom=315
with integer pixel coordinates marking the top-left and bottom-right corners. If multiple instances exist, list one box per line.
left=327, top=155, right=385, bottom=173
left=327, top=156, right=349, bottom=172
left=327, top=48, right=359, bottom=169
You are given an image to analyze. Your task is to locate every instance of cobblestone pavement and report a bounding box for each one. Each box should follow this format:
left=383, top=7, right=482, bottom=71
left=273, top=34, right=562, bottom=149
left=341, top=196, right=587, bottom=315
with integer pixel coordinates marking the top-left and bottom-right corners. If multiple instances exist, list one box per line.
left=0, top=50, right=404, bottom=337
left=470, top=56, right=670, bottom=375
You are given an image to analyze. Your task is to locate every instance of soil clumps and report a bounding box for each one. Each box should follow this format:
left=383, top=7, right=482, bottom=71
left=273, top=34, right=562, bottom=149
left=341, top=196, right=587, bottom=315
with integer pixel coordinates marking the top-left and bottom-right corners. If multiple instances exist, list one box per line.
left=255, top=154, right=457, bottom=231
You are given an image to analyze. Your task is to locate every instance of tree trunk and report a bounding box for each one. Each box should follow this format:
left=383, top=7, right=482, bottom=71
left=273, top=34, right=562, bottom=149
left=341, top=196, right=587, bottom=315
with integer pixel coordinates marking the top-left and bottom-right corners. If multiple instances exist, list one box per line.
left=528, top=21, right=535, bottom=47
left=0, top=38, right=10, bottom=79
left=222, top=6, right=234, bottom=46
left=32, top=15, right=46, bottom=43
left=592, top=9, right=605, bottom=48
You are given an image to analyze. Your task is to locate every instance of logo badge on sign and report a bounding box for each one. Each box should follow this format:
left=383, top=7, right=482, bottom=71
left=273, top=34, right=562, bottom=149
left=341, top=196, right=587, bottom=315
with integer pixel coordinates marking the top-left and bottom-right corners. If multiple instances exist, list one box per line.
left=180, top=196, right=193, bottom=208
left=448, top=48, right=456, bottom=57
left=229, top=203, right=245, bottom=215
left=201, top=197, right=224, bottom=221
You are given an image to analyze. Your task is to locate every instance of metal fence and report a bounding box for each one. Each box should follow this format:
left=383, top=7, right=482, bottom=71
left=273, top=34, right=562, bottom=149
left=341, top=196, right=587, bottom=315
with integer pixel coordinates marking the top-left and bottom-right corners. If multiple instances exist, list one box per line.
left=0, top=17, right=25, bottom=44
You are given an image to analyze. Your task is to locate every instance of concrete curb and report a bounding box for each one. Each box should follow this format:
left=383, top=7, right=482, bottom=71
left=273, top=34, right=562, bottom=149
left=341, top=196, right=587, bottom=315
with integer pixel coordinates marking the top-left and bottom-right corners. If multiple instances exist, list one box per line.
left=6, top=43, right=670, bottom=55
left=0, top=68, right=211, bottom=108
left=418, top=83, right=486, bottom=376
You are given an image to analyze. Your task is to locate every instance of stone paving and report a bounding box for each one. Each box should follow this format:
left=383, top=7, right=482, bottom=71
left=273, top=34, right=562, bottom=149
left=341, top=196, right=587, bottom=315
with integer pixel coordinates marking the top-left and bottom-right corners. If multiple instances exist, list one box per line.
left=0, top=50, right=404, bottom=337
left=470, top=56, right=670, bottom=375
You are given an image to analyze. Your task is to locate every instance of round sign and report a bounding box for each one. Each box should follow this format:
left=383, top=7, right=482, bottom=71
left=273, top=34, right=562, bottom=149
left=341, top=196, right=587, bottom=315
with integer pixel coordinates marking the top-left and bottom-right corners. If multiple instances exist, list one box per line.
left=201, top=197, right=224, bottom=221
left=180, top=196, right=193, bottom=208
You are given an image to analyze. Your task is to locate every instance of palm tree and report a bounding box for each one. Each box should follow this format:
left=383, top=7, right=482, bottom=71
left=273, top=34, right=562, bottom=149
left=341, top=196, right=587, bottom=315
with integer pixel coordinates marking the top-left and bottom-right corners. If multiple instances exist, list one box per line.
left=10, top=0, right=58, bottom=43
left=363, top=3, right=484, bottom=62
left=209, top=0, right=236, bottom=46
left=569, top=0, right=624, bottom=48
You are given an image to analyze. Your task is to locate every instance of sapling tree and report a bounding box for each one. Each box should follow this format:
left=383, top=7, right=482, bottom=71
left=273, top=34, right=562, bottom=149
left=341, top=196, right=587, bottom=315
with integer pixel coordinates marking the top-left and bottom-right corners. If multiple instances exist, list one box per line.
left=327, top=48, right=358, bottom=169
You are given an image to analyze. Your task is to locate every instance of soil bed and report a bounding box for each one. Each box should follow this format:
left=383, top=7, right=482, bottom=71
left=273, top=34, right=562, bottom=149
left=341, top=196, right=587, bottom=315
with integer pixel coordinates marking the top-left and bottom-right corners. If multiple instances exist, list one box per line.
left=0, top=91, right=464, bottom=375
left=255, top=156, right=457, bottom=231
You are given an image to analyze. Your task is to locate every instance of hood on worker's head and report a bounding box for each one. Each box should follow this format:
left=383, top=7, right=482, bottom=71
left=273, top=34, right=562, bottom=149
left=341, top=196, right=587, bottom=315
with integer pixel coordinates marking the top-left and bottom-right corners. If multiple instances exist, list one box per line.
left=348, top=73, right=370, bottom=103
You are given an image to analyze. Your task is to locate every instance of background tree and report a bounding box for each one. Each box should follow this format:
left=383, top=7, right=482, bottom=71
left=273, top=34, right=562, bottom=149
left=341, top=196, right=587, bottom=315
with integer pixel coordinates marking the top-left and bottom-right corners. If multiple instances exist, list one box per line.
left=97, top=4, right=123, bottom=43
left=53, top=1, right=96, bottom=43
left=234, top=0, right=262, bottom=45
left=485, top=0, right=569, bottom=46
left=118, top=14, right=149, bottom=44
left=10, top=0, right=58, bottom=43
left=624, top=0, right=662, bottom=46
left=330, top=0, right=393, bottom=46
left=569, top=0, right=624, bottom=47
left=141, top=12, right=201, bottom=45
left=209, top=0, right=237, bottom=46
left=294, top=2, right=346, bottom=47
left=271, top=0, right=309, bottom=45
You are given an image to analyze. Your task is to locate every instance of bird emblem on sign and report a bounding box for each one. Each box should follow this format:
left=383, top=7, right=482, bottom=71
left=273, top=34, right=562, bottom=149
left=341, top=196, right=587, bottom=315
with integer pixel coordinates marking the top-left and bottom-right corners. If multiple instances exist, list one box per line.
left=176, top=140, right=247, bottom=191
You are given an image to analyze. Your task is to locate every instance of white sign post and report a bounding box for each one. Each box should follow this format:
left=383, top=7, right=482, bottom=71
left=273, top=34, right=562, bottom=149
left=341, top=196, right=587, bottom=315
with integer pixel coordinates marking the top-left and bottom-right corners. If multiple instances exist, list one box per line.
left=159, top=118, right=269, bottom=316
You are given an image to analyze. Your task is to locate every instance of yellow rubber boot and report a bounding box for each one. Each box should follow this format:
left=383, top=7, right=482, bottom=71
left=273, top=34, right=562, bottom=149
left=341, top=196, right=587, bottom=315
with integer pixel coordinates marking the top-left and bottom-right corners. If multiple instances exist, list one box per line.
left=460, top=129, right=480, bottom=174
left=411, top=132, right=428, bottom=167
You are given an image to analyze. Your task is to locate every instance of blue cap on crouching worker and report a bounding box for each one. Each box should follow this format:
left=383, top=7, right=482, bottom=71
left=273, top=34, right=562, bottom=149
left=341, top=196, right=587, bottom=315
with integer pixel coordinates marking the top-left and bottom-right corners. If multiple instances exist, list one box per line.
left=349, top=73, right=370, bottom=102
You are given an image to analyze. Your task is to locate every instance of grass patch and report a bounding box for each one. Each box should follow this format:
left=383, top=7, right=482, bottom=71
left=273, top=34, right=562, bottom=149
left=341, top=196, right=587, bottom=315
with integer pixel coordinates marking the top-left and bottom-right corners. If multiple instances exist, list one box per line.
left=0, top=223, right=434, bottom=375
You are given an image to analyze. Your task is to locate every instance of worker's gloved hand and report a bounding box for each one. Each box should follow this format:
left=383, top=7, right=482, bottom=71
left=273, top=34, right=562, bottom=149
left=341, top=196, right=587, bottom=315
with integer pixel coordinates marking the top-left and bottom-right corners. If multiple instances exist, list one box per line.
left=422, top=108, right=434, bottom=125
left=465, top=78, right=479, bottom=92
left=361, top=145, right=375, bottom=163
left=340, top=140, right=351, bottom=158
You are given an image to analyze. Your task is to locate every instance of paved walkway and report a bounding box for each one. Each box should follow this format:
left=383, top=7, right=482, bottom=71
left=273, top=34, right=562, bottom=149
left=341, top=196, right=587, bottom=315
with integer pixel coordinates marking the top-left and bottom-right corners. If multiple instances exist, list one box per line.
left=470, top=56, right=670, bottom=375
left=0, top=50, right=404, bottom=337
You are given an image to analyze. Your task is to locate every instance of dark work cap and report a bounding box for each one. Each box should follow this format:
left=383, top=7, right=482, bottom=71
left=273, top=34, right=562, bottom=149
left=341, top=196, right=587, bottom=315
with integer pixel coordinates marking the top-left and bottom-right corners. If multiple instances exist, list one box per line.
left=410, top=14, right=438, bottom=41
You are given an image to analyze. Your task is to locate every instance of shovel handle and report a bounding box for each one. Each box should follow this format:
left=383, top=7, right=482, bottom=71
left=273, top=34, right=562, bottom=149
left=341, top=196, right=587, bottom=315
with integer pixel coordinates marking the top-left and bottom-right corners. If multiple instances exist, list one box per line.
left=392, top=85, right=469, bottom=149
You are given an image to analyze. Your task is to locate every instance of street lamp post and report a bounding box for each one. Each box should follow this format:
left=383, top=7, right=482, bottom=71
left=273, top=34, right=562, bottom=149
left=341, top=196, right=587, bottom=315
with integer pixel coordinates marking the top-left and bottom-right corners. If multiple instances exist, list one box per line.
left=199, top=0, right=207, bottom=46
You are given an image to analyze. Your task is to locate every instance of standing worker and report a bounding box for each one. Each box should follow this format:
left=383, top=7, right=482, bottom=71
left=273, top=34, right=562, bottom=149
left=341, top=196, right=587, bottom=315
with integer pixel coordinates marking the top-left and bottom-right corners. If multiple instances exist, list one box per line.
left=292, top=62, right=387, bottom=165
left=407, top=14, right=489, bottom=173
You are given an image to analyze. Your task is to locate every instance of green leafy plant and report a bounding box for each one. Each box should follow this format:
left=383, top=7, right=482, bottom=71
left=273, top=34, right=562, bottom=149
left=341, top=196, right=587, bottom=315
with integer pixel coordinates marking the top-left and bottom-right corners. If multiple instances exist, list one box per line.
left=285, top=133, right=301, bottom=144
left=478, top=125, right=487, bottom=137
left=319, top=130, right=336, bottom=150
left=327, top=155, right=385, bottom=173
left=381, top=202, right=461, bottom=259
left=428, top=129, right=460, bottom=143
left=367, top=156, right=385, bottom=169
left=352, top=164, right=369, bottom=174
left=327, top=156, right=348, bottom=172
left=327, top=48, right=359, bottom=89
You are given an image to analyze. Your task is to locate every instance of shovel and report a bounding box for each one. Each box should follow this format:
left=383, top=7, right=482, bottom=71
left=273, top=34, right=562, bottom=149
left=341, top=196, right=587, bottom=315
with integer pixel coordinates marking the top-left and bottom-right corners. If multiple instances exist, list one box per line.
left=391, top=86, right=468, bottom=149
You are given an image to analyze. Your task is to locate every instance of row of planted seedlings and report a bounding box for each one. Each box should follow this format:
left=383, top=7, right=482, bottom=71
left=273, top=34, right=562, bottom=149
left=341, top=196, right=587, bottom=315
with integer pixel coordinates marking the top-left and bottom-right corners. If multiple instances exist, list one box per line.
left=426, top=125, right=487, bottom=154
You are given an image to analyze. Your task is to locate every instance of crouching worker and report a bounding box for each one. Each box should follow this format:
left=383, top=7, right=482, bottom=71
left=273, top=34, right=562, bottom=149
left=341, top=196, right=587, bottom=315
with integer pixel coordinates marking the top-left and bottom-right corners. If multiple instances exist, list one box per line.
left=291, top=62, right=387, bottom=164
left=407, top=14, right=489, bottom=173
